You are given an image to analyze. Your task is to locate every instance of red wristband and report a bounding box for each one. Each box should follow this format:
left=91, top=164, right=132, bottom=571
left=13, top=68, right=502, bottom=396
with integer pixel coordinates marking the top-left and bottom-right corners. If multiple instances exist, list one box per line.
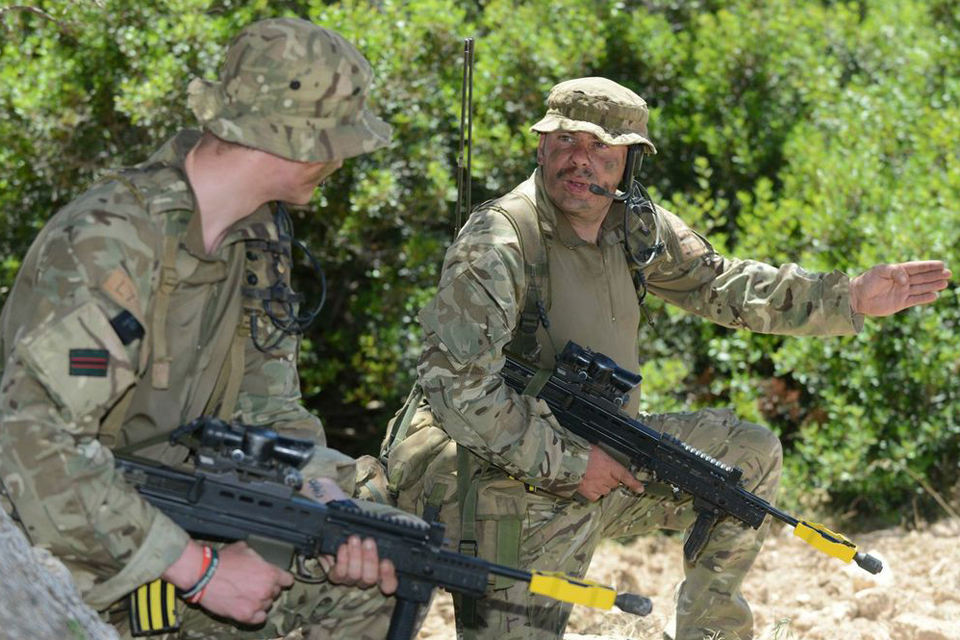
left=181, top=546, right=218, bottom=604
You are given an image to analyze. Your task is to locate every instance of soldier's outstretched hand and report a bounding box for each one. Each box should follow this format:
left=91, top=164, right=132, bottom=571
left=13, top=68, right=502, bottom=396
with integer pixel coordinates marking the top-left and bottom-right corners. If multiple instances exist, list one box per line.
left=850, top=260, right=951, bottom=317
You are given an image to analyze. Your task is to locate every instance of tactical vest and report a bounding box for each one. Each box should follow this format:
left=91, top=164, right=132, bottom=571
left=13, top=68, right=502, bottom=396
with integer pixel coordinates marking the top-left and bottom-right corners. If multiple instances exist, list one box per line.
left=93, top=170, right=292, bottom=461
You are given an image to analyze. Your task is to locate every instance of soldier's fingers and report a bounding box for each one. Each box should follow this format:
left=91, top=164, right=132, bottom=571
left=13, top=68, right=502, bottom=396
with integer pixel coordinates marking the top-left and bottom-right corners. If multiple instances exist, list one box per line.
left=317, top=553, right=335, bottom=575
left=910, top=279, right=949, bottom=295
left=618, top=468, right=644, bottom=492
left=907, top=269, right=951, bottom=285
left=904, top=292, right=939, bottom=308
left=277, top=568, right=295, bottom=588
left=379, top=558, right=398, bottom=596
left=360, top=538, right=380, bottom=587
left=346, top=535, right=364, bottom=582
left=901, top=260, right=947, bottom=275
left=331, top=542, right=350, bottom=582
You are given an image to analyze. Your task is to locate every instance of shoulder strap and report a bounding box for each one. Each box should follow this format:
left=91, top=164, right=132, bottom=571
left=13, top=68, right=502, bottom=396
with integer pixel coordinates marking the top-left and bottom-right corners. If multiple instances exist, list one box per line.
left=380, top=384, right=424, bottom=463
left=149, top=235, right=180, bottom=390
left=493, top=191, right=551, bottom=363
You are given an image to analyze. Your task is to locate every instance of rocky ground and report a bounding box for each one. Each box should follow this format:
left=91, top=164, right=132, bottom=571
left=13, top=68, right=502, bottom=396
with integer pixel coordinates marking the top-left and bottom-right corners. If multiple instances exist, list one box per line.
left=416, top=518, right=960, bottom=640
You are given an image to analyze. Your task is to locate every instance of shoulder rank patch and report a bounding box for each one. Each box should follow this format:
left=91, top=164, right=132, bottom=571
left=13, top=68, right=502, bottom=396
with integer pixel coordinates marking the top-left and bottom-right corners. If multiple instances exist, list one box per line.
left=69, top=349, right=109, bottom=377
left=101, top=268, right=145, bottom=323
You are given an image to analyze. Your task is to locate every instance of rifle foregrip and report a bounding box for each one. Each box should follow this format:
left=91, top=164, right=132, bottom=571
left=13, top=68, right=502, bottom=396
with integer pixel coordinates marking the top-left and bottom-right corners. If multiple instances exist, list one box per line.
left=683, top=511, right=718, bottom=563
left=386, top=599, right=421, bottom=640
left=854, top=552, right=883, bottom=575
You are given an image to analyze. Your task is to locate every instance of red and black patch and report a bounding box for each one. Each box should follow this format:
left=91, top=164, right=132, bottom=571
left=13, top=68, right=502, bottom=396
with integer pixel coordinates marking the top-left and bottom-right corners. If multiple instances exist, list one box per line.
left=69, top=349, right=109, bottom=377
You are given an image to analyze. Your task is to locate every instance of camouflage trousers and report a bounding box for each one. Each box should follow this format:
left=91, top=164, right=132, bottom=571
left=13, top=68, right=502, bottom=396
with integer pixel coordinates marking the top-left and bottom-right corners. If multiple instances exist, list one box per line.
left=110, top=570, right=395, bottom=640
left=399, top=407, right=782, bottom=640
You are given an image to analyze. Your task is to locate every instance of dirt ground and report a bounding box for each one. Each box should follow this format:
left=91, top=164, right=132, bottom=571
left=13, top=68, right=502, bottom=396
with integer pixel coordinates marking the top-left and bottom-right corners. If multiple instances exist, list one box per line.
left=416, top=517, right=960, bottom=640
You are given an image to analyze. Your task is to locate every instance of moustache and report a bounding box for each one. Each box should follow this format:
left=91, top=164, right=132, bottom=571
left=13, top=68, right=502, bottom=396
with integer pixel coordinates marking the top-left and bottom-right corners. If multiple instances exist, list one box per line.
left=556, top=166, right=594, bottom=180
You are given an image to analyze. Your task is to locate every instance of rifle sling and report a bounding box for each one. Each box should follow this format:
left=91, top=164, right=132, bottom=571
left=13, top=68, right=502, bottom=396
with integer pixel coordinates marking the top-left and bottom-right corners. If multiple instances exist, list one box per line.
left=384, top=385, right=425, bottom=495
left=456, top=444, right=482, bottom=637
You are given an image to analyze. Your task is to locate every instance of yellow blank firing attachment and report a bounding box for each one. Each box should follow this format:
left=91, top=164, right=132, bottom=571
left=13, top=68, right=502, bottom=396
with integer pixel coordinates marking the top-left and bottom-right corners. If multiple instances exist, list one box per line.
left=793, top=520, right=883, bottom=574
left=528, top=571, right=652, bottom=616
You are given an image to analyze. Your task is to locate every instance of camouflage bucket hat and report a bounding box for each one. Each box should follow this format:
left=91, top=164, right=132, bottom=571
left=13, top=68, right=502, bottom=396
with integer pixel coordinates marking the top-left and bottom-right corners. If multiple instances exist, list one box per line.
left=530, top=77, right=656, bottom=154
left=187, top=18, right=392, bottom=162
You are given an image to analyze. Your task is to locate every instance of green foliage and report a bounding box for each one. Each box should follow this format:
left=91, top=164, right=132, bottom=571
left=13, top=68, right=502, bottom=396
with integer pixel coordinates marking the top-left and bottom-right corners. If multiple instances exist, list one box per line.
left=1, top=0, right=957, bottom=524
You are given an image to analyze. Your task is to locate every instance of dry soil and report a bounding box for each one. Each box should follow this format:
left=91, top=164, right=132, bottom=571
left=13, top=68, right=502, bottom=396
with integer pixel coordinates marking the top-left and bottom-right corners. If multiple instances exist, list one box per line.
left=416, top=518, right=960, bottom=640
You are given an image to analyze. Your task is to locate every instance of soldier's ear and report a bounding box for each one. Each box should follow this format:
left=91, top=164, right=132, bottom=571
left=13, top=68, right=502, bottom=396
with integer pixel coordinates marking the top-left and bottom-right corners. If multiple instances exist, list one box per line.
left=536, top=135, right=546, bottom=165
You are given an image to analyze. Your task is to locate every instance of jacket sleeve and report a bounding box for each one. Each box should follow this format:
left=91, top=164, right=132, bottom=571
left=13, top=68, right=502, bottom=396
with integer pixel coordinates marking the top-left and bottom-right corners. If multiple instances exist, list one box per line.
left=643, top=207, right=864, bottom=335
left=0, top=190, right=189, bottom=610
left=416, top=209, right=591, bottom=497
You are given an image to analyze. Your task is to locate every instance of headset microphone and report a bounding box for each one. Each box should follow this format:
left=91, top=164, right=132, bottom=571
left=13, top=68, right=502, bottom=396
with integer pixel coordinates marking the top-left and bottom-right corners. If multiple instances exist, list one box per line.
left=588, top=183, right=627, bottom=201
left=588, top=145, right=643, bottom=202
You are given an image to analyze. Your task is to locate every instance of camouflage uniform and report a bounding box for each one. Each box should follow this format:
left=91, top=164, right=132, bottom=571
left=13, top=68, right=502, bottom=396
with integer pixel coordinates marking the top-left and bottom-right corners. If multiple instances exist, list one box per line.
left=0, top=18, right=396, bottom=640
left=382, top=78, right=863, bottom=640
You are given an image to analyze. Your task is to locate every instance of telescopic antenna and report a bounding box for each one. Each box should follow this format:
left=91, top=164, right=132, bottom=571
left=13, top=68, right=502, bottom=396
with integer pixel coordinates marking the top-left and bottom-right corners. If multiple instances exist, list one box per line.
left=455, top=37, right=475, bottom=236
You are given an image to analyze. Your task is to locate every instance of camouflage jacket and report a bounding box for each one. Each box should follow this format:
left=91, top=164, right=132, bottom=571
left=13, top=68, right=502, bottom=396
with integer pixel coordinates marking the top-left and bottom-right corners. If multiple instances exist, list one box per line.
left=415, top=169, right=863, bottom=498
left=0, top=129, right=353, bottom=610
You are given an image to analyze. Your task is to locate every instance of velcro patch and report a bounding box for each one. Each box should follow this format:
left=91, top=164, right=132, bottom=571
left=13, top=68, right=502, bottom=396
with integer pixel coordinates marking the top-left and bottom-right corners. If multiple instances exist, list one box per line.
left=109, top=309, right=145, bottom=345
left=69, top=349, right=109, bottom=377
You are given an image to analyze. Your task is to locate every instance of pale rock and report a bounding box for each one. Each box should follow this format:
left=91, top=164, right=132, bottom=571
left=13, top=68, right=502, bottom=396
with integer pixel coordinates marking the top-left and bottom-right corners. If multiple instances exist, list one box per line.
left=853, top=587, right=892, bottom=620
left=826, top=599, right=857, bottom=621
left=789, top=609, right=818, bottom=632
left=893, top=612, right=960, bottom=640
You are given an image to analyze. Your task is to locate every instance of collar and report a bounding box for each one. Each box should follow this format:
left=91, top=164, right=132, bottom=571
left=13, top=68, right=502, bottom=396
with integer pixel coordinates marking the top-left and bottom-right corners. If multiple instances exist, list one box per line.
left=142, top=129, right=278, bottom=258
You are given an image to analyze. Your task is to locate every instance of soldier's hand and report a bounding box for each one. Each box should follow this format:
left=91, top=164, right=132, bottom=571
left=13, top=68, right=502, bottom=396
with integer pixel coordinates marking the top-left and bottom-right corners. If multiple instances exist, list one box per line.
left=326, top=535, right=399, bottom=595
left=300, top=475, right=349, bottom=504
left=850, top=260, right=951, bottom=317
left=202, top=541, right=295, bottom=624
left=577, top=446, right=644, bottom=501
left=301, top=476, right=399, bottom=595
left=164, top=540, right=294, bottom=625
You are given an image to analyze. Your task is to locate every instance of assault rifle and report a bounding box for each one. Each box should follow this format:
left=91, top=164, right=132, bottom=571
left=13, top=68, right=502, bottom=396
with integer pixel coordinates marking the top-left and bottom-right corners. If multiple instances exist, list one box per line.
left=115, top=418, right=651, bottom=640
left=501, top=342, right=884, bottom=575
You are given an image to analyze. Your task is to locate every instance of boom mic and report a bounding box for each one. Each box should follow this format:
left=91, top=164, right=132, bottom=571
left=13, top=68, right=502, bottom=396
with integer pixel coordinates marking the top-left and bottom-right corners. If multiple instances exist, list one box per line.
left=588, top=183, right=628, bottom=202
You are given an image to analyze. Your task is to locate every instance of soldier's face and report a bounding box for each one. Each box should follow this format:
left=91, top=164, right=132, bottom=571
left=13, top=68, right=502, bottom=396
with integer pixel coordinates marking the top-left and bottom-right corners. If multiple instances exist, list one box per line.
left=537, top=131, right=627, bottom=221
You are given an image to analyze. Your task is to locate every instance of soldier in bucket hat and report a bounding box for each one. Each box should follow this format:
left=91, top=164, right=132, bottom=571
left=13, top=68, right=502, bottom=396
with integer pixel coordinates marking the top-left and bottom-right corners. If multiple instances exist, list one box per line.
left=377, top=76, right=949, bottom=640
left=0, top=17, right=406, bottom=639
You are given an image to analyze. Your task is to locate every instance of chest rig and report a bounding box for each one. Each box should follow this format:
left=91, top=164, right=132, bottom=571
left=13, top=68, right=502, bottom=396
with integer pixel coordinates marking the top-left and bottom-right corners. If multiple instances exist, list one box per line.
left=497, top=179, right=666, bottom=366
